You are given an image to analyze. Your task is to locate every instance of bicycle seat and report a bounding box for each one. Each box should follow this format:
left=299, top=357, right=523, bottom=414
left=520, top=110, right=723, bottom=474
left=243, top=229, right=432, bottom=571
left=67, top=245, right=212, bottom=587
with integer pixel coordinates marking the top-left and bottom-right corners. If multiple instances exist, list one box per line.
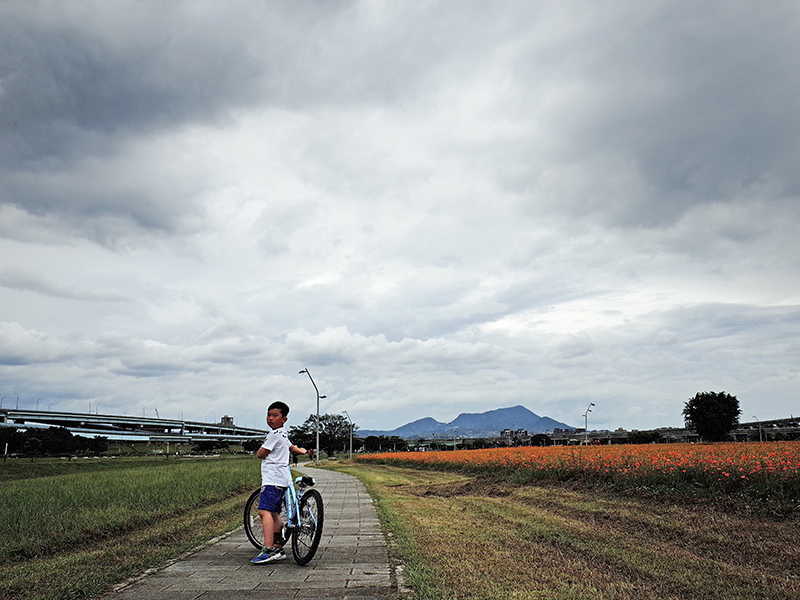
left=295, top=475, right=316, bottom=487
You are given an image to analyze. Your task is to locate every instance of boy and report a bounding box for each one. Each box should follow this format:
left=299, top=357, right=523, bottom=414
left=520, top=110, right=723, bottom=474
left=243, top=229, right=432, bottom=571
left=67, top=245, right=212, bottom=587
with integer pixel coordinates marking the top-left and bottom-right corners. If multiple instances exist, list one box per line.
left=251, top=401, right=307, bottom=564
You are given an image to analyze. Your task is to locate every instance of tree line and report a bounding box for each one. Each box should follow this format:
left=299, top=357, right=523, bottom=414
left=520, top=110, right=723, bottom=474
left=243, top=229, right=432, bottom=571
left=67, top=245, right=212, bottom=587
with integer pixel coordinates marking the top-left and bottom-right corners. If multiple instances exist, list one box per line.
left=1, top=426, right=108, bottom=458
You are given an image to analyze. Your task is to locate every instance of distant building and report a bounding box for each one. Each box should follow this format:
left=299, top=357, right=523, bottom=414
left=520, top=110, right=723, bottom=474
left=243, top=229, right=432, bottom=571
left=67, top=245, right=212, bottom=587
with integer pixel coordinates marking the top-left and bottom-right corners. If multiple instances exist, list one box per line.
left=220, top=415, right=235, bottom=427
left=501, top=428, right=529, bottom=438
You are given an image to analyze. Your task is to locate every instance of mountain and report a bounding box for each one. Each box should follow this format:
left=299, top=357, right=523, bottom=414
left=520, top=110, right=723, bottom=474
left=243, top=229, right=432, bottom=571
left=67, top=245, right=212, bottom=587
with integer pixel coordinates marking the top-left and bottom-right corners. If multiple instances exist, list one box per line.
left=391, top=417, right=449, bottom=438
left=358, top=405, right=574, bottom=439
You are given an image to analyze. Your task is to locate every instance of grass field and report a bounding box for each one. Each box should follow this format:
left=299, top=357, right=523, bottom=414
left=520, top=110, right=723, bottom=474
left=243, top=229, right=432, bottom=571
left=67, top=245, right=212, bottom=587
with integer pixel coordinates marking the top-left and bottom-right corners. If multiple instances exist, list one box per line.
left=0, top=455, right=261, bottom=600
left=4, top=446, right=799, bottom=600
left=329, top=461, right=800, bottom=600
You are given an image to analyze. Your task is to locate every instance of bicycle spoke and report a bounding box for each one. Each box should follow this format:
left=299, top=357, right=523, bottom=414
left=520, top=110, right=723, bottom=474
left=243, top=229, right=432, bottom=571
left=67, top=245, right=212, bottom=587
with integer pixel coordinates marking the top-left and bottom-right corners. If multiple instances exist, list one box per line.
left=290, top=489, right=324, bottom=565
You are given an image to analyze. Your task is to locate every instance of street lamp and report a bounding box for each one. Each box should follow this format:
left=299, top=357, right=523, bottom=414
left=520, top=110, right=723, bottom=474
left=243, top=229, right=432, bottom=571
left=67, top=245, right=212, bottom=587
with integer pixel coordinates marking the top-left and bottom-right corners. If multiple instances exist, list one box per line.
left=582, top=403, right=595, bottom=444
left=343, top=410, right=353, bottom=460
left=299, top=369, right=326, bottom=464
left=753, top=415, right=763, bottom=442
left=0, top=397, right=5, bottom=409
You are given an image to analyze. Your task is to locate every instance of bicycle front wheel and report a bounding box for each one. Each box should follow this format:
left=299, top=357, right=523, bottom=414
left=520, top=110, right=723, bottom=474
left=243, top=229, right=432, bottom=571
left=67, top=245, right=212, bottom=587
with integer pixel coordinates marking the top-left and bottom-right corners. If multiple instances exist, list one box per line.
left=243, top=488, right=264, bottom=549
left=291, top=488, right=324, bottom=565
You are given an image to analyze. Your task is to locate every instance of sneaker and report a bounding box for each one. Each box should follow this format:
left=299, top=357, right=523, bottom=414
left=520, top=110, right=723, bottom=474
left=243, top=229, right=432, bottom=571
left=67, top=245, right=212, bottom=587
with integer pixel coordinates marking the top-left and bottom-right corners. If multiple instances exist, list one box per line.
left=251, top=547, right=286, bottom=564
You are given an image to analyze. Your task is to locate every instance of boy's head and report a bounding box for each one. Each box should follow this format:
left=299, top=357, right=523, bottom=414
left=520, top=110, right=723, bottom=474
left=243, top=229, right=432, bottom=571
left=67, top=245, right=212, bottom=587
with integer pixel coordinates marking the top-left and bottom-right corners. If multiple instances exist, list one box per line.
left=266, top=401, right=290, bottom=430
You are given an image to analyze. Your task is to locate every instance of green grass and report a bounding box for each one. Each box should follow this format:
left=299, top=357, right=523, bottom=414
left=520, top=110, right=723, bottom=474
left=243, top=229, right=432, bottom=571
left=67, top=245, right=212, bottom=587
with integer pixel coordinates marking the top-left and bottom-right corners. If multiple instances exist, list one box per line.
left=325, top=461, right=800, bottom=600
left=0, top=455, right=187, bottom=481
left=0, top=455, right=260, bottom=600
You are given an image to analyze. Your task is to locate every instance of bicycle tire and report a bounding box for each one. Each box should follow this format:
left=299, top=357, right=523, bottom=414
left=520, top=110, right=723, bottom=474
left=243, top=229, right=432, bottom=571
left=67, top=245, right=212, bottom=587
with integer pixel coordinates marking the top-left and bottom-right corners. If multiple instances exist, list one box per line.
left=243, top=488, right=264, bottom=549
left=291, top=488, right=324, bottom=565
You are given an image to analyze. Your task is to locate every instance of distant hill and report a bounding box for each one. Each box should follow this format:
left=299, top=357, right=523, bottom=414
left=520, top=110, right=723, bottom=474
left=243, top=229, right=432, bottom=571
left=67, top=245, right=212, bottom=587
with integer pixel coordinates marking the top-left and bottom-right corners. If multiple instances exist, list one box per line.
left=358, top=405, right=574, bottom=440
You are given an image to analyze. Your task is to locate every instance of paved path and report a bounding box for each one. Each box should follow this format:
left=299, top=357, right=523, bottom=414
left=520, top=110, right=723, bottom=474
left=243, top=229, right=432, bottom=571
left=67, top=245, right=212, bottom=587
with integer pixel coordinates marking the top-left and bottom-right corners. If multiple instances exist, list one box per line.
left=105, top=466, right=399, bottom=600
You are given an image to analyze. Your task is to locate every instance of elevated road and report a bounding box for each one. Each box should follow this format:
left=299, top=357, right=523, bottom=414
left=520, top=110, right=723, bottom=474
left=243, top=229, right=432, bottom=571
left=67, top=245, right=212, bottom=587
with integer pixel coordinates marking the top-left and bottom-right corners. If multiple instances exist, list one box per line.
left=0, top=409, right=268, bottom=444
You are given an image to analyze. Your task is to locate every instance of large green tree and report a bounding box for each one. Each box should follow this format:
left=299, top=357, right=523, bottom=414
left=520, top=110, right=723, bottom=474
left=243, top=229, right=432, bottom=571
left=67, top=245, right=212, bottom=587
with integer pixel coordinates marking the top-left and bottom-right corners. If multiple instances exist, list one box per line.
left=683, top=391, right=741, bottom=442
left=289, top=413, right=358, bottom=456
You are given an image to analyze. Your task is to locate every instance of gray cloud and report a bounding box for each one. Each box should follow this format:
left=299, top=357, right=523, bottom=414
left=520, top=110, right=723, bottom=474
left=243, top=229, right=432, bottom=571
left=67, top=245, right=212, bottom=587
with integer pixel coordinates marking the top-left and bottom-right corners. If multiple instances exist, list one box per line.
left=1, top=1, right=798, bottom=431
left=0, top=269, right=129, bottom=302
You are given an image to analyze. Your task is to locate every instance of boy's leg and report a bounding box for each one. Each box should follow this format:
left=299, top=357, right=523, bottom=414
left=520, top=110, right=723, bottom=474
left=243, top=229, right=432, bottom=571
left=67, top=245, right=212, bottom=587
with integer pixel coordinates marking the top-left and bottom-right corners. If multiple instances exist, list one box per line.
left=253, top=510, right=286, bottom=564
left=252, top=485, right=287, bottom=563
left=258, top=509, right=275, bottom=547
left=272, top=513, right=284, bottom=545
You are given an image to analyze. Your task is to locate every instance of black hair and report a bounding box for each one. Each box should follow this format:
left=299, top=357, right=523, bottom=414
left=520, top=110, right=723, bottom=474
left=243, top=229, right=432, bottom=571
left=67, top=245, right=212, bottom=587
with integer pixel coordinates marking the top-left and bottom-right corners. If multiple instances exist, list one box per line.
left=268, top=401, right=290, bottom=417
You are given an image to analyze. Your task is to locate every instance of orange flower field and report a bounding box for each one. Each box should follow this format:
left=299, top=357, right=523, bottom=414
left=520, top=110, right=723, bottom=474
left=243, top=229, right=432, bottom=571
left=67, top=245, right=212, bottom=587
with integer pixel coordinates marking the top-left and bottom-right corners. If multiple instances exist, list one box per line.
left=358, top=442, right=800, bottom=508
left=360, top=442, right=800, bottom=479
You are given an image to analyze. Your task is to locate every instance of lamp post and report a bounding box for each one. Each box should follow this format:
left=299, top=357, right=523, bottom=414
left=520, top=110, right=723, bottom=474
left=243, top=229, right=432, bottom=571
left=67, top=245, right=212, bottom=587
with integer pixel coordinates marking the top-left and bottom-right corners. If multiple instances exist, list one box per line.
left=299, top=369, right=326, bottom=464
left=1, top=397, right=5, bottom=409
left=753, top=415, right=763, bottom=442
left=343, top=410, right=353, bottom=460
left=582, top=403, right=595, bottom=444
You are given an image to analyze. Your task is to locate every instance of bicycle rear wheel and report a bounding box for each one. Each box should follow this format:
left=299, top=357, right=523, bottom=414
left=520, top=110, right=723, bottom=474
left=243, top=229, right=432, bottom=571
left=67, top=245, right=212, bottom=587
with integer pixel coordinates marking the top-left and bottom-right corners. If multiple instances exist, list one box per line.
left=291, top=488, right=324, bottom=565
left=243, top=488, right=264, bottom=549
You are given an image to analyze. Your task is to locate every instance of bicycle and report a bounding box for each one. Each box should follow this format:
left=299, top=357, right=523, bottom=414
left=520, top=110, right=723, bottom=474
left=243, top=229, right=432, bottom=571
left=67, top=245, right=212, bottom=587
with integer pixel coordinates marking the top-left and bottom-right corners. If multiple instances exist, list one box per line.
left=243, top=467, right=325, bottom=565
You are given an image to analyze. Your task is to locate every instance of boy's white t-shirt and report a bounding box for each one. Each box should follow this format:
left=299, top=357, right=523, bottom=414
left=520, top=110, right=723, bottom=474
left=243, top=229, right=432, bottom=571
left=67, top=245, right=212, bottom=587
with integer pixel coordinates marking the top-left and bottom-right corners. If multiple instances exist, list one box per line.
left=260, top=426, right=292, bottom=487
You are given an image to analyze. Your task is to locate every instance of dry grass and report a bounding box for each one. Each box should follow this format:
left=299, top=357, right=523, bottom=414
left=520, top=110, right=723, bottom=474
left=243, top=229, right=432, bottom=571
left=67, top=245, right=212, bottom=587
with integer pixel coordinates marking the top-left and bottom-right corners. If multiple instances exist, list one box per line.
left=330, top=463, right=800, bottom=600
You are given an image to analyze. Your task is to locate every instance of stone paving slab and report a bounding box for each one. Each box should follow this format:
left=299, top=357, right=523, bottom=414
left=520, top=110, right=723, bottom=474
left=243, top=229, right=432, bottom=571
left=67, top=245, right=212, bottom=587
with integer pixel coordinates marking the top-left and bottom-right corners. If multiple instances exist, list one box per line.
left=104, top=466, right=398, bottom=600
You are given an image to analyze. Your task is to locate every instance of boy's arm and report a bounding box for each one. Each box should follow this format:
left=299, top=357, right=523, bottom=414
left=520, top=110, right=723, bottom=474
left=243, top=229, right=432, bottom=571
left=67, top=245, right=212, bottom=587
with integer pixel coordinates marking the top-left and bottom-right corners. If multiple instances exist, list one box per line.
left=256, top=447, right=269, bottom=459
left=289, top=444, right=307, bottom=455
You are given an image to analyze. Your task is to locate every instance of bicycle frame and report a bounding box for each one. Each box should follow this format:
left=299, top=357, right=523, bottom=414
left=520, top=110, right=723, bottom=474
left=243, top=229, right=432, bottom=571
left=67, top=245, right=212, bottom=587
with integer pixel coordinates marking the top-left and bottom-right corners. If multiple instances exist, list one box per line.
left=284, top=468, right=313, bottom=528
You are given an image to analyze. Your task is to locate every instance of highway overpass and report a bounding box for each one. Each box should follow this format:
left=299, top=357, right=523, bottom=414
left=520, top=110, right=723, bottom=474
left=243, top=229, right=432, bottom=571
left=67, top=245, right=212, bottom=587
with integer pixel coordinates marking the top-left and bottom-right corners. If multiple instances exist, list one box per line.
left=0, top=408, right=268, bottom=444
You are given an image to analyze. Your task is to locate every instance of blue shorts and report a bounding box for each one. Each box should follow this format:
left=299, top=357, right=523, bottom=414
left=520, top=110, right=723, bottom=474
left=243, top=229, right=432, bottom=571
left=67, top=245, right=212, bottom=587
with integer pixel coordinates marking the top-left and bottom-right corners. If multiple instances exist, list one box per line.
left=257, top=485, right=286, bottom=513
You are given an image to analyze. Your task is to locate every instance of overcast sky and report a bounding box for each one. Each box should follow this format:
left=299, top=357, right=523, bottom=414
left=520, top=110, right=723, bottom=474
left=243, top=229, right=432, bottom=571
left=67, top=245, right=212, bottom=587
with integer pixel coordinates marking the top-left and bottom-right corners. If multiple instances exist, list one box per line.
left=2, top=1, right=799, bottom=434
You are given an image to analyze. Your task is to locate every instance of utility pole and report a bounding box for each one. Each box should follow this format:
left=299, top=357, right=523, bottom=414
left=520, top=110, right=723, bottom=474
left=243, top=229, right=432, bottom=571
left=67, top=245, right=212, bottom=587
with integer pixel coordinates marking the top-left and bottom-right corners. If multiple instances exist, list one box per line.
left=299, top=369, right=326, bottom=464
left=343, top=411, right=353, bottom=460
left=583, top=403, right=595, bottom=444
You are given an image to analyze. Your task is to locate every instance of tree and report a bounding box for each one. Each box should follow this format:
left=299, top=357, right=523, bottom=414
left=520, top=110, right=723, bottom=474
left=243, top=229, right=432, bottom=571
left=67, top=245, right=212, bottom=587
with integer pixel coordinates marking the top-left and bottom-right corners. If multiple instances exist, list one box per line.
left=628, top=430, right=661, bottom=444
left=85, top=436, right=109, bottom=455
left=362, top=436, right=382, bottom=452
left=361, top=435, right=407, bottom=452
left=0, top=427, right=23, bottom=455
left=683, top=391, right=741, bottom=442
left=530, top=434, right=552, bottom=447
left=192, top=440, right=230, bottom=454
left=37, top=426, right=77, bottom=456
left=242, top=439, right=262, bottom=453
left=289, top=413, right=357, bottom=456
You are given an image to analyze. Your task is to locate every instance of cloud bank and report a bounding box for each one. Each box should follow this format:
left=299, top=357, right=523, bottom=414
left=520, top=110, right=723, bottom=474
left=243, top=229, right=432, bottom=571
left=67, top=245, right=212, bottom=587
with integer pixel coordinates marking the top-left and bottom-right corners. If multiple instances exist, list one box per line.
left=1, top=1, right=799, bottom=432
